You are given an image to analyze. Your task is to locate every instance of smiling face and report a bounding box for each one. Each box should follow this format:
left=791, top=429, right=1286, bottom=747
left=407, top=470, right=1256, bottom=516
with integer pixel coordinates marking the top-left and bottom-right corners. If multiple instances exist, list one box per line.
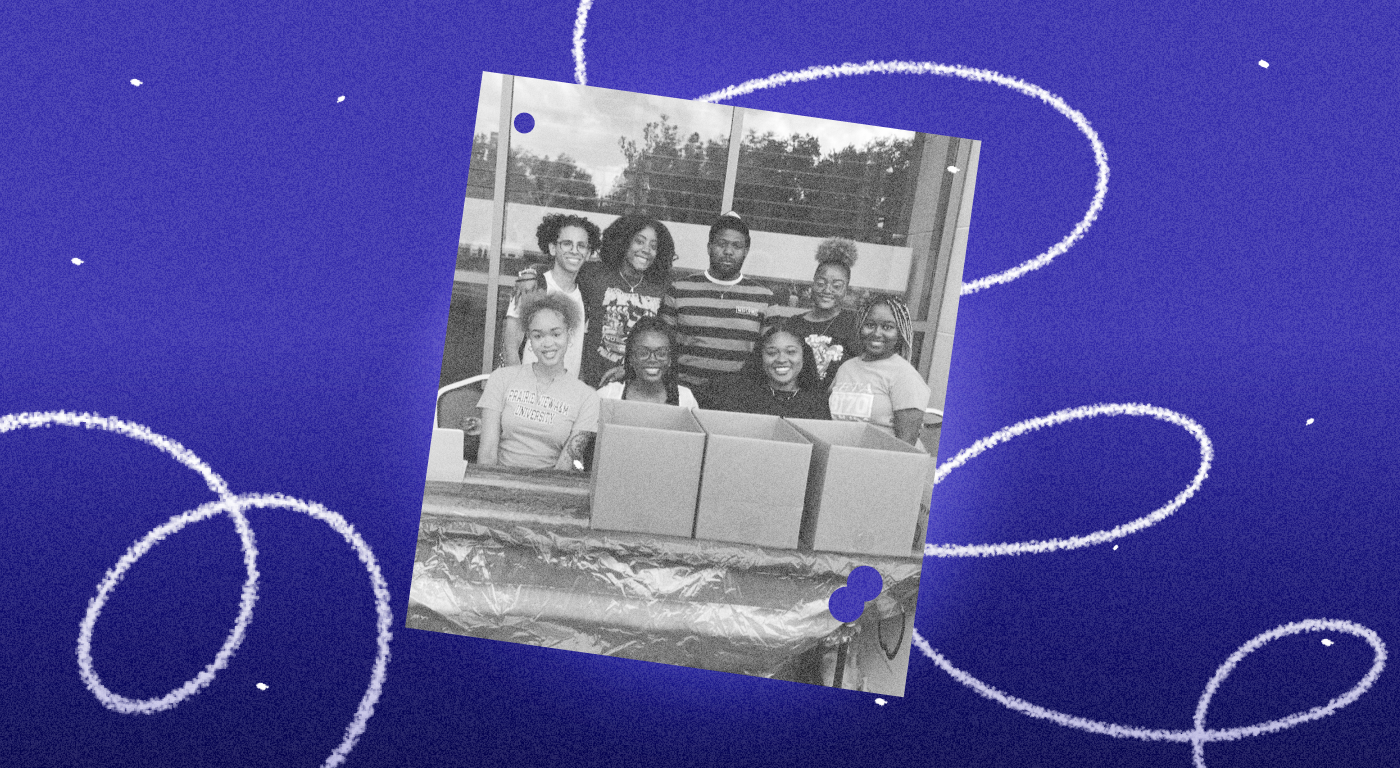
left=549, top=224, right=591, bottom=276
left=812, top=262, right=850, bottom=312
left=707, top=228, right=750, bottom=280
left=527, top=307, right=571, bottom=367
left=623, top=226, right=658, bottom=278
left=860, top=303, right=901, bottom=361
left=627, top=329, right=672, bottom=385
left=762, top=330, right=805, bottom=391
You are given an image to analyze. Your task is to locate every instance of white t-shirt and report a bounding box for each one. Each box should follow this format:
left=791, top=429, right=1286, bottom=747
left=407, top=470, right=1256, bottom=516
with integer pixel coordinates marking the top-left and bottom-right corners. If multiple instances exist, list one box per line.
left=829, top=354, right=931, bottom=433
left=596, top=381, right=699, bottom=408
left=508, top=270, right=586, bottom=379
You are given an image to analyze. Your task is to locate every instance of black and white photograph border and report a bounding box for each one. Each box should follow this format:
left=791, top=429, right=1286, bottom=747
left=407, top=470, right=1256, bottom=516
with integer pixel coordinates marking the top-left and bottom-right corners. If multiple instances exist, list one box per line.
left=406, top=72, right=979, bottom=696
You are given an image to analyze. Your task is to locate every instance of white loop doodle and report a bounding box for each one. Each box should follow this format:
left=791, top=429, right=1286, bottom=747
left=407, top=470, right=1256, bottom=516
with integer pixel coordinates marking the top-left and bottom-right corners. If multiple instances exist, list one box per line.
left=924, top=403, right=1213, bottom=558
left=913, top=619, right=1385, bottom=767
left=0, top=411, right=392, bottom=768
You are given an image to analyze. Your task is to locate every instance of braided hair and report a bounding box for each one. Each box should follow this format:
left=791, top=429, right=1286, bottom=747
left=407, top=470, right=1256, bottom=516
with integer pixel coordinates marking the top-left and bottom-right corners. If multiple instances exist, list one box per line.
left=859, top=296, right=915, bottom=358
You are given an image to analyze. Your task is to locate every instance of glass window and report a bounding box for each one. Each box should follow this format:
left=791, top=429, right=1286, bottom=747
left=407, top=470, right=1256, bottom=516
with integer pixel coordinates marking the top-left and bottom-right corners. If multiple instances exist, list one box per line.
left=734, top=111, right=919, bottom=246
left=506, top=78, right=732, bottom=229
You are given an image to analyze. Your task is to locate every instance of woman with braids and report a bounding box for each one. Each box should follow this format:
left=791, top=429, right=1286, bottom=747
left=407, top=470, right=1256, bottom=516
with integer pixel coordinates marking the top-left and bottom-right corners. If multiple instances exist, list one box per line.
left=575, top=214, right=677, bottom=387
left=595, top=316, right=699, bottom=407
left=828, top=296, right=930, bottom=446
left=501, top=213, right=602, bottom=378
left=785, top=237, right=862, bottom=387
left=479, top=292, right=599, bottom=471
left=699, top=320, right=831, bottom=420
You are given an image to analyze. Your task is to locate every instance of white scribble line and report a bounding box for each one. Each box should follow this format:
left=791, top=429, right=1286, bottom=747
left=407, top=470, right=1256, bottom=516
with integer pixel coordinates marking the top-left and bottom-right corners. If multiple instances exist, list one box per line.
left=572, top=0, right=594, bottom=85
left=1, top=412, right=392, bottom=768
left=692, top=61, right=1109, bottom=295
left=924, top=403, right=1212, bottom=557
left=914, top=619, right=1385, bottom=766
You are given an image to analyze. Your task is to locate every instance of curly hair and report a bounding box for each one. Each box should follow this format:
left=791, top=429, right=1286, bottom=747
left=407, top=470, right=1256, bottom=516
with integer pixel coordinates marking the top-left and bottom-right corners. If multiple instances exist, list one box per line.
left=859, top=295, right=914, bottom=358
left=535, top=213, right=602, bottom=256
left=518, top=290, right=582, bottom=334
left=598, top=214, right=677, bottom=280
left=741, top=321, right=823, bottom=392
left=813, top=237, right=858, bottom=281
left=620, top=315, right=683, bottom=405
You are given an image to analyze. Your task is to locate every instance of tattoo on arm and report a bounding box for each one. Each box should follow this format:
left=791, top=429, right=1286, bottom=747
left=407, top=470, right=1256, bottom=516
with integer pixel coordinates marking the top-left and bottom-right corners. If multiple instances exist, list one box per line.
left=562, top=431, right=595, bottom=470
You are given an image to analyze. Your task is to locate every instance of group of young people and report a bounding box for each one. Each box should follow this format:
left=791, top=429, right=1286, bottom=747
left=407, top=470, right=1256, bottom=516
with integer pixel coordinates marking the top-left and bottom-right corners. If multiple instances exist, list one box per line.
left=475, top=211, right=932, bottom=472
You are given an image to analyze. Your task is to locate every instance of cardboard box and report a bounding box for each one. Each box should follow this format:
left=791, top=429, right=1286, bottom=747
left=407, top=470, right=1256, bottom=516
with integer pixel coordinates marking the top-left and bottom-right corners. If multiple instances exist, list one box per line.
left=589, top=399, right=706, bottom=538
left=691, top=409, right=813, bottom=549
left=785, top=419, right=934, bottom=557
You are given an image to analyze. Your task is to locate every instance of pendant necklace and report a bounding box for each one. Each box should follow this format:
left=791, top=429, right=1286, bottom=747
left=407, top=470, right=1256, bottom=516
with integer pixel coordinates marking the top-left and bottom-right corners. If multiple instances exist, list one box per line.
left=620, top=268, right=643, bottom=292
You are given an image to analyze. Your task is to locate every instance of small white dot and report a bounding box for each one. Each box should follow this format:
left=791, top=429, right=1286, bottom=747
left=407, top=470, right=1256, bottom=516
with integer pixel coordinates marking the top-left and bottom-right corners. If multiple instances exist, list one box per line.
left=874, top=698, right=887, bottom=706
left=1305, top=418, right=1314, bottom=425
left=130, top=79, right=143, bottom=87
left=1112, top=544, right=1118, bottom=550
left=946, top=166, right=960, bottom=174
left=71, top=258, right=83, bottom=265
left=337, top=95, right=346, bottom=103
left=1258, top=60, right=1269, bottom=68
left=256, top=682, right=269, bottom=690
left=1321, top=638, right=1334, bottom=646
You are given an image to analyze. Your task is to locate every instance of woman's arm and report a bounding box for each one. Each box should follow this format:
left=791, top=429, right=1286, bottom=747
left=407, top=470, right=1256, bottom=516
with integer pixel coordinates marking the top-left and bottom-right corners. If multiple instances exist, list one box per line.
left=891, top=408, right=923, bottom=446
left=477, top=408, right=503, bottom=466
left=556, top=431, right=595, bottom=471
left=501, top=317, right=525, bottom=367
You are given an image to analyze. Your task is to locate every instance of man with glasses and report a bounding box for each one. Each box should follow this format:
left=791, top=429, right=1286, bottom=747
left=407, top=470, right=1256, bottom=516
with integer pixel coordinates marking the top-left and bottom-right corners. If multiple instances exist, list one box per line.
left=501, top=213, right=601, bottom=378
left=662, top=213, right=777, bottom=389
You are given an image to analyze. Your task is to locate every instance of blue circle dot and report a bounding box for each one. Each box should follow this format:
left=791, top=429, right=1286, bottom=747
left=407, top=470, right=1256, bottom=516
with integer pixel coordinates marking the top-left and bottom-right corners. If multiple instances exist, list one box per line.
left=513, top=112, right=535, bottom=133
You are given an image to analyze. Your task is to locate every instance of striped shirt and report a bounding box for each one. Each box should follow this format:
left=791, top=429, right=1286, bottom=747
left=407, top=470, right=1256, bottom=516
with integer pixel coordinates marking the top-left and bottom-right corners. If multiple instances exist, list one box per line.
left=662, top=272, right=775, bottom=388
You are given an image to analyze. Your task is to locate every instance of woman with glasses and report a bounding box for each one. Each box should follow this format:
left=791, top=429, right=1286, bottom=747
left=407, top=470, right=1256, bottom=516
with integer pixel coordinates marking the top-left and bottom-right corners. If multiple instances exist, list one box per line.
left=699, top=321, right=830, bottom=420
left=828, top=296, right=930, bottom=446
left=575, top=214, right=677, bottom=387
left=785, top=238, right=862, bottom=387
left=501, top=213, right=601, bottom=378
left=595, top=316, right=697, bottom=407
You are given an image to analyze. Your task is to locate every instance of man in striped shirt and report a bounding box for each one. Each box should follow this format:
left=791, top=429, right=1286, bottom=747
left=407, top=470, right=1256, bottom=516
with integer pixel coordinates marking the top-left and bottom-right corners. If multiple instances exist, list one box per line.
left=662, top=215, right=777, bottom=389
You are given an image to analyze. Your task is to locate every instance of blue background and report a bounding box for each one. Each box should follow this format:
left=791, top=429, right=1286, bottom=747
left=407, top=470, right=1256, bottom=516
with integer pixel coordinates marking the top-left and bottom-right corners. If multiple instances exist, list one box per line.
left=3, top=0, right=1398, bottom=765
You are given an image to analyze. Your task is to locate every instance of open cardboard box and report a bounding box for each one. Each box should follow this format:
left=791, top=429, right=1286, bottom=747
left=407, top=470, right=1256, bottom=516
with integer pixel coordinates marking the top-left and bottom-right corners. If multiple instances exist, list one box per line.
left=785, top=419, right=934, bottom=557
left=691, top=409, right=813, bottom=549
left=590, top=399, right=706, bottom=538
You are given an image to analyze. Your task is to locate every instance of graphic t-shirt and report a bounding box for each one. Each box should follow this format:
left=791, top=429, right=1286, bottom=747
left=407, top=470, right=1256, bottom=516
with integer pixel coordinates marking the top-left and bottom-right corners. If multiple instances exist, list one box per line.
left=507, top=270, right=586, bottom=379
left=596, top=381, right=699, bottom=408
left=479, top=363, right=600, bottom=470
left=784, top=310, right=862, bottom=385
left=828, top=354, right=931, bottom=433
left=576, top=261, right=665, bottom=387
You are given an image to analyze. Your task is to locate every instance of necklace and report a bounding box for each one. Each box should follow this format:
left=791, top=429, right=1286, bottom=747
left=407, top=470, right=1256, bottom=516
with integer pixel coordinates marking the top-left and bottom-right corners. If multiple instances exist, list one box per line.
left=619, top=268, right=643, bottom=292
left=769, top=386, right=799, bottom=402
left=805, top=310, right=840, bottom=337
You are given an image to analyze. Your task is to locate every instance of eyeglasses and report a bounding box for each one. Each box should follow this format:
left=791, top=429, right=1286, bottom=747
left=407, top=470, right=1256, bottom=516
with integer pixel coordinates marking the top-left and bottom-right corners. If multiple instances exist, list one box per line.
left=633, top=346, right=670, bottom=362
left=554, top=240, right=591, bottom=254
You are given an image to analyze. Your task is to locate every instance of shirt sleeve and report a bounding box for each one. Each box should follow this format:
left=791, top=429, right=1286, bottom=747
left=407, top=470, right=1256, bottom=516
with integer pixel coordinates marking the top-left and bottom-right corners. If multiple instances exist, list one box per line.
left=888, top=358, right=932, bottom=412
left=478, top=367, right=510, bottom=412
left=678, top=386, right=699, bottom=409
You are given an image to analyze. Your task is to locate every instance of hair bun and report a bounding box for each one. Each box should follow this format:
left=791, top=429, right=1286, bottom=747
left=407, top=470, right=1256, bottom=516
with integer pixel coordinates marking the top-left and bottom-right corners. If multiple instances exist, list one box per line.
left=815, top=237, right=859, bottom=268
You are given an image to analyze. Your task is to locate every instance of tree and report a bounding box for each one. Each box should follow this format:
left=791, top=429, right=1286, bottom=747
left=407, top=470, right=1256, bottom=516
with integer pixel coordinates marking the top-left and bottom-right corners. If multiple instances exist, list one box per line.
left=604, top=115, right=727, bottom=224
left=465, top=132, right=600, bottom=210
